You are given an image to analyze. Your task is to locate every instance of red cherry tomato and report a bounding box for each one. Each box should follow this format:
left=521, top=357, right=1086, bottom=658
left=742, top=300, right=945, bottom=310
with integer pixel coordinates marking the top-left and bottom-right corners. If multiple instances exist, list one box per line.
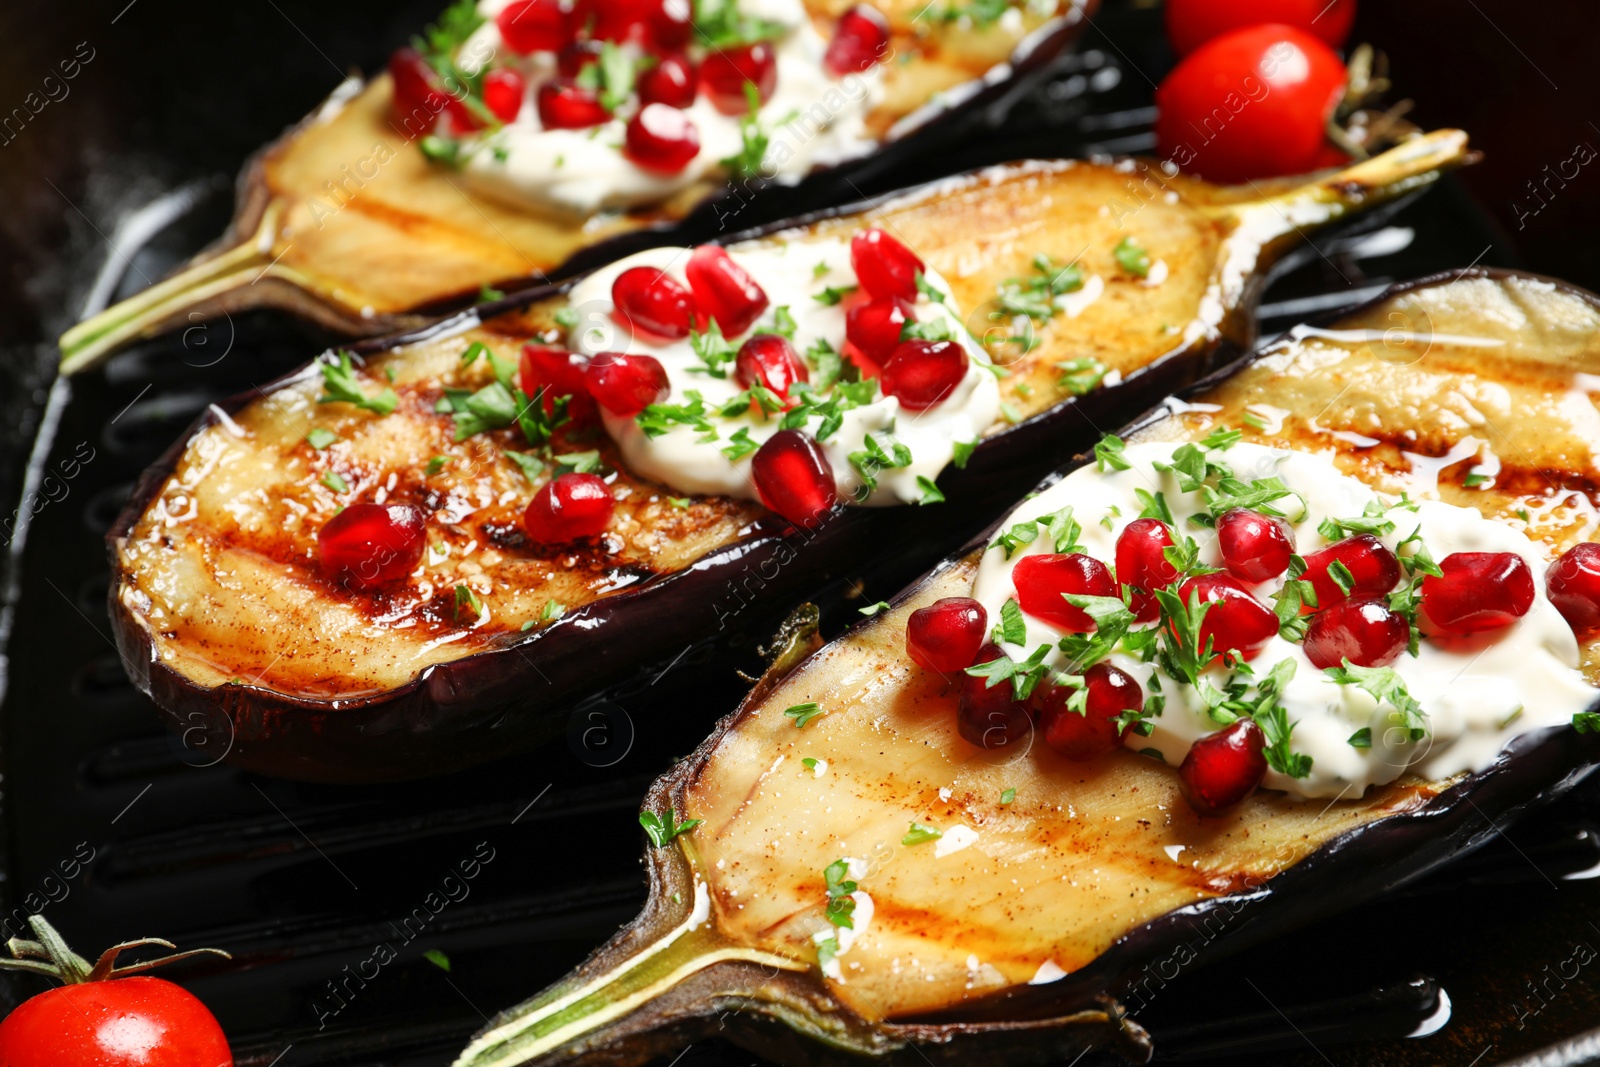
left=0, top=976, right=234, bottom=1067
left=1165, top=0, right=1357, bottom=56
left=1155, top=24, right=1349, bottom=183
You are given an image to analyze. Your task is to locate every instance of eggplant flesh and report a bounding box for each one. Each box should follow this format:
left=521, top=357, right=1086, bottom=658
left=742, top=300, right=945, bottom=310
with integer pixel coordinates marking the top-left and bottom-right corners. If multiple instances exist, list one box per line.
left=106, top=136, right=1471, bottom=782
left=452, top=269, right=1600, bottom=1067
left=57, top=0, right=1095, bottom=374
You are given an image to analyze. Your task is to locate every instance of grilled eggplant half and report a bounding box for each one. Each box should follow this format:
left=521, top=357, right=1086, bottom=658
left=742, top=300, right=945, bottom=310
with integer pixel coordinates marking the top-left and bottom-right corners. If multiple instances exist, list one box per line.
left=107, top=134, right=1470, bottom=782
left=58, top=0, right=1097, bottom=374
left=452, top=267, right=1600, bottom=1067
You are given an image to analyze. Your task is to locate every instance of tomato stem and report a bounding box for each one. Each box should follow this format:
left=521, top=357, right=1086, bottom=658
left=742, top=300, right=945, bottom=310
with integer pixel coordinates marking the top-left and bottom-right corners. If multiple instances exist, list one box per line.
left=0, top=915, right=230, bottom=985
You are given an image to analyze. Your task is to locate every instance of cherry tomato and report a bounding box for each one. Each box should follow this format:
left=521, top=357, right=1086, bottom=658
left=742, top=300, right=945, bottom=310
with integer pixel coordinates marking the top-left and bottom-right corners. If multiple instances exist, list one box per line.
left=1165, top=0, right=1357, bottom=56
left=0, top=976, right=234, bottom=1067
left=1155, top=24, right=1349, bottom=183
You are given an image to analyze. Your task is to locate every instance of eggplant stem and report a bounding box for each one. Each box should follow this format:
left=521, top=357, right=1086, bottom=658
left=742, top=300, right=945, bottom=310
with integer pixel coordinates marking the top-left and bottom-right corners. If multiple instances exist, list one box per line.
left=57, top=200, right=308, bottom=376
left=1208, top=127, right=1471, bottom=229
left=455, top=881, right=803, bottom=1067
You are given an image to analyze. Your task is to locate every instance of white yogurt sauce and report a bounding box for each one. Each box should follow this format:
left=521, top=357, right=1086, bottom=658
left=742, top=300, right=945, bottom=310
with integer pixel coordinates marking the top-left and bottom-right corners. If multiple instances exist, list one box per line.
left=451, top=0, right=882, bottom=217
left=970, top=441, right=1596, bottom=799
left=566, top=240, right=999, bottom=505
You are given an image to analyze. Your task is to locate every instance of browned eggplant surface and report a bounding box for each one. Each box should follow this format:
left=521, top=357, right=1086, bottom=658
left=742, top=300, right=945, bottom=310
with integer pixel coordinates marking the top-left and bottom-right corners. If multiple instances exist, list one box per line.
left=108, top=136, right=1469, bottom=781
left=57, top=0, right=1098, bottom=374
left=453, top=268, right=1600, bottom=1067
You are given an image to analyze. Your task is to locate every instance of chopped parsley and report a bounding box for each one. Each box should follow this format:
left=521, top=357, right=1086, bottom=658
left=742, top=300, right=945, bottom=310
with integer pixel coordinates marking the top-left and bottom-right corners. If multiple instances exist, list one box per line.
left=952, top=439, right=978, bottom=469
left=305, top=428, right=338, bottom=450
left=848, top=434, right=912, bottom=498
left=452, top=583, right=485, bottom=622
left=1324, top=661, right=1428, bottom=741
left=1574, top=712, right=1600, bottom=734
left=424, top=455, right=449, bottom=476
left=719, top=83, right=770, bottom=180
left=785, top=702, right=824, bottom=728
left=901, top=822, right=943, bottom=846
left=639, top=807, right=702, bottom=848
left=317, top=351, right=398, bottom=415
left=823, top=859, right=858, bottom=928
left=915, top=476, right=945, bottom=505
left=1318, top=500, right=1396, bottom=541
left=505, top=451, right=546, bottom=482
left=1113, top=236, right=1151, bottom=278
left=320, top=470, right=348, bottom=493
left=993, top=253, right=1084, bottom=322
left=858, top=601, right=891, bottom=616
left=1000, top=788, right=1016, bottom=805
left=720, top=427, right=759, bottom=461
left=813, top=284, right=858, bottom=306
left=1056, top=357, right=1107, bottom=396
left=689, top=322, right=737, bottom=379
left=1094, top=434, right=1131, bottom=472
left=994, top=598, right=1027, bottom=646
left=965, top=644, right=1052, bottom=701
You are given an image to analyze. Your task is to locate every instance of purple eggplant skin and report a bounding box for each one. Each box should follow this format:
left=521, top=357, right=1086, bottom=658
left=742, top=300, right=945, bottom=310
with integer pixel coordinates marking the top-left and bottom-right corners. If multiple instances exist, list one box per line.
left=103, top=155, right=1452, bottom=783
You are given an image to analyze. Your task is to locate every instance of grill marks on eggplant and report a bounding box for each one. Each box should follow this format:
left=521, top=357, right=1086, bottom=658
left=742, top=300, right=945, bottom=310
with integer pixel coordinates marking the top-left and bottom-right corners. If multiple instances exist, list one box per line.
left=671, top=273, right=1600, bottom=1024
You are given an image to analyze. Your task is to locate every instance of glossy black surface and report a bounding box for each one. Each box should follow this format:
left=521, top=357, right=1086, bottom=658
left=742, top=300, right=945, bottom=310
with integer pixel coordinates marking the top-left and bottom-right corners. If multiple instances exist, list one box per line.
left=4, top=2, right=1600, bottom=1066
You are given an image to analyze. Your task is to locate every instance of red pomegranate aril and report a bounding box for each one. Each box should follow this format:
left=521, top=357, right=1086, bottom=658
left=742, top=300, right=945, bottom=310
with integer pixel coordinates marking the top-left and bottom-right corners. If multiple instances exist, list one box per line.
left=735, top=334, right=808, bottom=399
left=685, top=245, right=769, bottom=336
left=583, top=0, right=653, bottom=41
left=1115, top=517, right=1178, bottom=622
left=625, top=103, right=701, bottom=173
left=498, top=0, right=573, bottom=54
left=319, top=503, right=427, bottom=591
left=1217, top=507, right=1295, bottom=583
left=525, top=472, right=615, bottom=543
left=845, top=297, right=912, bottom=366
left=958, top=643, right=1033, bottom=750
left=583, top=352, right=670, bottom=416
left=881, top=339, right=967, bottom=411
left=824, top=4, right=891, bottom=76
left=388, top=47, right=450, bottom=132
left=648, top=0, right=693, bottom=50
left=906, top=597, right=988, bottom=673
left=557, top=39, right=604, bottom=77
left=701, top=41, right=778, bottom=114
left=1548, top=542, right=1600, bottom=635
left=1422, top=551, right=1536, bottom=635
left=1013, top=553, right=1117, bottom=632
left=538, top=79, right=610, bottom=129
left=520, top=344, right=596, bottom=420
left=482, top=68, right=526, bottom=123
left=611, top=266, right=696, bottom=339
left=638, top=53, right=698, bottom=108
left=1178, top=573, right=1278, bottom=661
left=1038, top=663, right=1143, bottom=761
left=1301, top=534, right=1400, bottom=608
left=751, top=430, right=837, bottom=528
left=851, top=228, right=925, bottom=302
left=1179, top=719, right=1268, bottom=815
left=1303, top=599, right=1409, bottom=670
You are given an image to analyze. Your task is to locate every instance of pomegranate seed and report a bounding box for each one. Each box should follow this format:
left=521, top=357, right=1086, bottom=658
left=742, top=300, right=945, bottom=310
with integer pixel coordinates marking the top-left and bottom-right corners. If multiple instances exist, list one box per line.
left=906, top=597, right=988, bottom=673
left=538, top=79, right=610, bottom=129
left=638, top=53, right=698, bottom=107
left=881, top=339, right=967, bottom=410
left=851, top=228, right=925, bottom=302
left=583, top=0, right=653, bottom=41
left=1179, top=719, right=1267, bottom=815
left=845, top=297, right=912, bottom=367
left=701, top=42, right=778, bottom=114
left=319, top=503, right=427, bottom=590
left=524, top=472, right=614, bottom=543
left=1178, top=573, right=1278, bottom=661
left=557, top=39, right=604, bottom=77
left=520, top=344, right=596, bottom=421
left=624, top=103, right=701, bottom=174
left=685, top=245, right=769, bottom=336
left=481, top=69, right=526, bottom=123
left=1303, top=599, right=1409, bottom=670
left=1115, top=517, right=1178, bottom=622
left=584, top=352, right=670, bottom=416
left=1301, top=534, right=1400, bottom=608
left=648, top=0, right=693, bottom=51
left=1217, top=507, right=1295, bottom=583
left=824, top=5, right=891, bottom=75
left=498, top=0, right=573, bottom=54
left=1548, top=542, right=1600, bottom=635
left=611, top=266, right=696, bottom=339
left=751, top=430, right=837, bottom=529
left=958, top=643, right=1033, bottom=750
left=735, top=335, right=808, bottom=399
left=1422, top=551, right=1536, bottom=635
left=388, top=47, right=449, bottom=132
left=1013, top=553, right=1117, bottom=632
left=1037, top=663, right=1142, bottom=761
